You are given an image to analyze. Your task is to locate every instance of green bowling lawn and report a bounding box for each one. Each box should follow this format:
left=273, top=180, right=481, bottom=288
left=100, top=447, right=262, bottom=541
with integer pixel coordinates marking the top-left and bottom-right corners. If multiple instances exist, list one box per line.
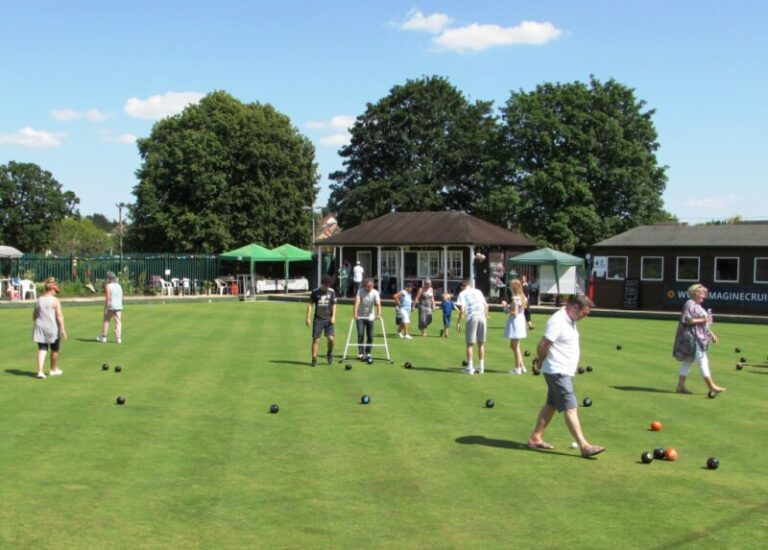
left=1, top=300, right=766, bottom=548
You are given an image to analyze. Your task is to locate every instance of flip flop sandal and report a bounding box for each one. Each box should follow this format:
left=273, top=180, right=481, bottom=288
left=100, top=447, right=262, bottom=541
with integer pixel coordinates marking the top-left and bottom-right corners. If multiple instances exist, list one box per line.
left=581, top=445, right=606, bottom=458
left=527, top=441, right=555, bottom=450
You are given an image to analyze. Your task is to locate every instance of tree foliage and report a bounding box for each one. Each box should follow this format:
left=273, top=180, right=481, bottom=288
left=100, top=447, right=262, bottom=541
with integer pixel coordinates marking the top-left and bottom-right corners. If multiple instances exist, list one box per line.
left=328, top=76, right=500, bottom=228
left=86, top=213, right=117, bottom=232
left=327, top=75, right=672, bottom=254
left=49, top=217, right=112, bottom=256
left=129, top=91, right=318, bottom=252
left=0, top=161, right=80, bottom=252
left=499, top=77, right=670, bottom=253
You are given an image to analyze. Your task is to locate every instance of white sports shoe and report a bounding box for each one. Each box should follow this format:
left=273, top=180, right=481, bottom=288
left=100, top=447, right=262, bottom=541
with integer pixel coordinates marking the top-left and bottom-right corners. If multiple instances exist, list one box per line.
left=398, top=333, right=405, bottom=339
left=96, top=336, right=107, bottom=343
left=36, top=372, right=46, bottom=379
left=510, top=368, right=523, bottom=375
left=521, top=366, right=527, bottom=374
left=404, top=334, right=413, bottom=340
left=50, top=369, right=63, bottom=376
left=116, top=338, right=122, bottom=344
left=476, top=366, right=484, bottom=374
left=461, top=367, right=475, bottom=375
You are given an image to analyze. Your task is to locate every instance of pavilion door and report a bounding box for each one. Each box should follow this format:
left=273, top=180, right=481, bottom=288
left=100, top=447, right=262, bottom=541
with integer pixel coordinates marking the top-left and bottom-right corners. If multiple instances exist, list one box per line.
left=357, top=251, right=372, bottom=281
left=380, top=250, right=399, bottom=295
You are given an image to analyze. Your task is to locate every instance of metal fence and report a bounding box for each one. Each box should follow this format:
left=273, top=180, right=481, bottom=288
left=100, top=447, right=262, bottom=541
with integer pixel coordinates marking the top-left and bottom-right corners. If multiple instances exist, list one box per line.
left=12, top=253, right=221, bottom=286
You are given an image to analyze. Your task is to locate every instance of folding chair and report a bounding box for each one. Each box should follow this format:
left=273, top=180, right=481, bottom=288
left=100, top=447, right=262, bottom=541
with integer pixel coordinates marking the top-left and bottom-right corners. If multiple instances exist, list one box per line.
left=340, top=317, right=393, bottom=363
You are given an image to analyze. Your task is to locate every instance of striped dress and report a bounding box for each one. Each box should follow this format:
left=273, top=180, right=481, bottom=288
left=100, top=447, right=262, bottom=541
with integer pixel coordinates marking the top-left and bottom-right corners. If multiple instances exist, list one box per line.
left=33, top=295, right=59, bottom=344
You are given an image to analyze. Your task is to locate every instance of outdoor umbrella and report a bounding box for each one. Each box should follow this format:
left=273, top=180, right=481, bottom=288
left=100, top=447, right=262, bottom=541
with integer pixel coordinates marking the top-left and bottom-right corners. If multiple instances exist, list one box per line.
left=220, top=243, right=284, bottom=294
left=507, top=247, right=585, bottom=297
left=271, top=244, right=312, bottom=293
left=0, top=245, right=23, bottom=258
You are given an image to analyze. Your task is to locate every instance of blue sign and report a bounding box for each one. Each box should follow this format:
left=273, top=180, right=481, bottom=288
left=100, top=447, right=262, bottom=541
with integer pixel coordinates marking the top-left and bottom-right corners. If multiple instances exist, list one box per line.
left=663, top=284, right=768, bottom=311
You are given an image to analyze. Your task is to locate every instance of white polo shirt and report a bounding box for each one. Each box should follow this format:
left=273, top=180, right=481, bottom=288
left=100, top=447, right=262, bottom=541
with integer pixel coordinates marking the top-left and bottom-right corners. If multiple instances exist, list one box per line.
left=541, top=307, right=580, bottom=376
left=457, top=287, right=487, bottom=320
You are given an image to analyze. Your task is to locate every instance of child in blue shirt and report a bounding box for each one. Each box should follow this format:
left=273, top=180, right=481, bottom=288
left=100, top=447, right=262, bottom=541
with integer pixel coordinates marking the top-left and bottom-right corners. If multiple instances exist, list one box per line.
left=440, top=292, right=456, bottom=338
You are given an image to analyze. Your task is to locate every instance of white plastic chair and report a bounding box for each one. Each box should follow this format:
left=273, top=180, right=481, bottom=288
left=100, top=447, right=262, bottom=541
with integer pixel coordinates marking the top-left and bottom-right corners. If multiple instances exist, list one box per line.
left=181, top=278, right=191, bottom=295
left=20, top=279, right=37, bottom=301
left=158, top=278, right=173, bottom=296
left=214, top=278, right=227, bottom=295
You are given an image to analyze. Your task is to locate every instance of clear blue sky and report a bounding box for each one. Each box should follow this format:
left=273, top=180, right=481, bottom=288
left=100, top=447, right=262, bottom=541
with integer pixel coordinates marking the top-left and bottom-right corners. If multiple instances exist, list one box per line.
left=2, top=0, right=766, bottom=224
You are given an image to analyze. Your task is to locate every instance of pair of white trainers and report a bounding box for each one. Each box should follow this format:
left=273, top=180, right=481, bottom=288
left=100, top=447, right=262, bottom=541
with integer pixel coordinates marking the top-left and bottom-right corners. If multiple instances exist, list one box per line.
left=36, top=369, right=63, bottom=379
left=462, top=366, right=484, bottom=375
left=97, top=336, right=121, bottom=344
left=397, top=333, right=413, bottom=339
left=509, top=367, right=528, bottom=375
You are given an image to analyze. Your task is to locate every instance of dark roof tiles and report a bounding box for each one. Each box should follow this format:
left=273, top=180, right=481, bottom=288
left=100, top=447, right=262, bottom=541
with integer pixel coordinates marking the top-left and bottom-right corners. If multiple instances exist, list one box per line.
left=594, top=223, right=768, bottom=248
left=319, top=211, right=536, bottom=247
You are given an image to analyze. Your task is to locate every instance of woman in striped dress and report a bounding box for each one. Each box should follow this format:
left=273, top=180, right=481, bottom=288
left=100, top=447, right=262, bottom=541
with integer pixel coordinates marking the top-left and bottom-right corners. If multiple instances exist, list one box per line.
left=32, top=278, right=68, bottom=379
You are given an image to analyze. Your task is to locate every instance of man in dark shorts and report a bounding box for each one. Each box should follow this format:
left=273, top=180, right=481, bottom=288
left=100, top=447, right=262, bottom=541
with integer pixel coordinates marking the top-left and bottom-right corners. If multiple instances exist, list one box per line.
left=306, top=274, right=337, bottom=367
left=527, top=295, right=605, bottom=458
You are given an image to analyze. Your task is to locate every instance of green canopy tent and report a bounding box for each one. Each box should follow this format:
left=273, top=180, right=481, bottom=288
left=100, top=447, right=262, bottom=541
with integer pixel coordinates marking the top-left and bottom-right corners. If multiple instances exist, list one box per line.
left=271, top=244, right=312, bottom=294
left=507, top=247, right=585, bottom=298
left=220, top=244, right=284, bottom=296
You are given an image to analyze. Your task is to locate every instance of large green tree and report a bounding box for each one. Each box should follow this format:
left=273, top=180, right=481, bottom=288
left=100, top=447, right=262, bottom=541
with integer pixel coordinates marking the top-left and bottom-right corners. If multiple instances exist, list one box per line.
left=129, top=91, right=318, bottom=252
left=0, top=161, right=80, bottom=252
left=328, top=76, right=500, bottom=228
left=498, top=77, right=671, bottom=253
left=49, top=217, right=112, bottom=256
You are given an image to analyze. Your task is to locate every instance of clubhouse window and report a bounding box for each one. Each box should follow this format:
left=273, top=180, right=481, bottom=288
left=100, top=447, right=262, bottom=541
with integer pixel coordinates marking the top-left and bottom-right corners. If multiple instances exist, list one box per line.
left=676, top=257, right=699, bottom=282
left=641, top=256, right=663, bottom=281
left=714, top=257, right=739, bottom=283
left=607, top=256, right=627, bottom=279
left=755, top=258, right=768, bottom=283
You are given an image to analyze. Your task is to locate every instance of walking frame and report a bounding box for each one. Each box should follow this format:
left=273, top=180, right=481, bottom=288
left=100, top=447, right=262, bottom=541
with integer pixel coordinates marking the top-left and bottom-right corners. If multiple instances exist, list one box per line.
left=340, top=317, right=393, bottom=364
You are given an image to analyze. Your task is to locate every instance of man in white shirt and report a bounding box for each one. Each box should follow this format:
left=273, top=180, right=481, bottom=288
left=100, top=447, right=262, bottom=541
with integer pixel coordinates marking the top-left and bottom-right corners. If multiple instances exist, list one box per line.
left=354, top=278, right=382, bottom=359
left=527, top=295, right=605, bottom=458
left=456, top=280, right=489, bottom=374
left=352, top=261, right=364, bottom=296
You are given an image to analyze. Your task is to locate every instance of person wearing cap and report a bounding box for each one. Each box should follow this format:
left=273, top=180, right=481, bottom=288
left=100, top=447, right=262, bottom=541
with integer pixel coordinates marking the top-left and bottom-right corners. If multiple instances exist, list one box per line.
left=32, top=277, right=67, bottom=379
left=97, top=271, right=123, bottom=344
left=393, top=283, right=414, bottom=339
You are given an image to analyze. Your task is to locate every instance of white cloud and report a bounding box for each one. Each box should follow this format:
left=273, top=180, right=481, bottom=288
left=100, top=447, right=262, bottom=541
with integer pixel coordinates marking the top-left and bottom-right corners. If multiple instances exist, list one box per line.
left=98, top=130, right=139, bottom=144
left=433, top=20, right=562, bottom=52
left=320, top=133, right=350, bottom=147
left=305, top=115, right=355, bottom=146
left=400, top=8, right=453, bottom=34
left=305, top=116, right=355, bottom=130
left=52, top=108, right=108, bottom=122
left=684, top=195, right=738, bottom=209
left=0, top=127, right=64, bottom=148
left=123, top=91, right=204, bottom=120
left=329, top=115, right=355, bottom=131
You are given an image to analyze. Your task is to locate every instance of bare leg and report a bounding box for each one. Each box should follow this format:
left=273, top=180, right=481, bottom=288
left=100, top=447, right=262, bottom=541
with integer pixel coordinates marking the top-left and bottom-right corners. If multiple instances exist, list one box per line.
left=478, top=342, right=485, bottom=361
left=704, top=376, right=726, bottom=392
left=101, top=314, right=110, bottom=339
left=36, top=349, right=47, bottom=375
left=50, top=350, right=59, bottom=373
left=676, top=375, right=692, bottom=393
left=511, top=339, right=523, bottom=369
left=466, top=344, right=474, bottom=366
left=529, top=403, right=556, bottom=444
left=563, top=408, right=590, bottom=449
left=311, top=338, right=320, bottom=359
left=327, top=335, right=335, bottom=354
